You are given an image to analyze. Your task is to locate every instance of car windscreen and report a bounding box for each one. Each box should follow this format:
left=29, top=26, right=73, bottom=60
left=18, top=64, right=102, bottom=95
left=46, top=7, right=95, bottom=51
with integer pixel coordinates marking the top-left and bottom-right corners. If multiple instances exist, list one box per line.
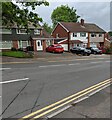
left=55, top=46, right=63, bottom=48
left=92, top=48, right=99, bottom=50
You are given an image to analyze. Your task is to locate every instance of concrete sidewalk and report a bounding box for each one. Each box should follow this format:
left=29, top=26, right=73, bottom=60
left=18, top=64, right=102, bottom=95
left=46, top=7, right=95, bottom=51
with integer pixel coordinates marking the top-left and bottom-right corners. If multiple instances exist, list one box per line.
left=1, top=52, right=110, bottom=63
left=52, top=87, right=111, bottom=118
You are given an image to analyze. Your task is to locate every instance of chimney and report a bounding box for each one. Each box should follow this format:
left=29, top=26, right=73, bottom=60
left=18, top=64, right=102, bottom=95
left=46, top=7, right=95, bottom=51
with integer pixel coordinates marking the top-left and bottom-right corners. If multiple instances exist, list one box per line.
left=80, top=19, right=84, bottom=26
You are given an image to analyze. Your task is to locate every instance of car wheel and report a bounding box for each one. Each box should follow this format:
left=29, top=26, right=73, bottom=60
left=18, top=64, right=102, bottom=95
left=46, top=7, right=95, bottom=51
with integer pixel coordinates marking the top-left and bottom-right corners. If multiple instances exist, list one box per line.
left=81, top=52, right=84, bottom=56
left=94, top=52, right=96, bottom=55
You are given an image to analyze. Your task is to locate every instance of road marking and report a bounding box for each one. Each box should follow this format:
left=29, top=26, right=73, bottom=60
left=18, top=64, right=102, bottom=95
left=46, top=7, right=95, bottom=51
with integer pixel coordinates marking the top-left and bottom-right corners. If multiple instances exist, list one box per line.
left=48, top=57, right=108, bottom=63
left=32, top=80, right=111, bottom=119
left=0, top=68, right=11, bottom=70
left=105, top=61, right=110, bottom=63
left=90, top=61, right=103, bottom=64
left=0, top=62, right=34, bottom=64
left=39, top=64, right=67, bottom=68
left=39, top=63, right=80, bottom=68
left=0, top=78, right=29, bottom=84
left=68, top=63, right=80, bottom=66
left=19, top=78, right=111, bottom=120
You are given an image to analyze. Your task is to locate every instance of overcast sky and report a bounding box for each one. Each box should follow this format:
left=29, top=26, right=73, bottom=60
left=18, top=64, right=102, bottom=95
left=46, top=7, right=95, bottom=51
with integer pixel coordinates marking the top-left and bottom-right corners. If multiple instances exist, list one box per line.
left=34, top=1, right=110, bottom=32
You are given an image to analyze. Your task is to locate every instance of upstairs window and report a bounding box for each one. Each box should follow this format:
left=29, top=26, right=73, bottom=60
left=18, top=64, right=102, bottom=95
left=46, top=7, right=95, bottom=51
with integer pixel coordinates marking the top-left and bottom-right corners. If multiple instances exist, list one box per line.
left=17, top=29, right=29, bottom=34
left=80, top=32, right=86, bottom=37
left=73, top=33, right=77, bottom=37
left=56, top=33, right=59, bottom=38
left=34, top=29, right=40, bottom=35
left=91, top=33, right=96, bottom=37
left=99, top=33, right=102, bottom=37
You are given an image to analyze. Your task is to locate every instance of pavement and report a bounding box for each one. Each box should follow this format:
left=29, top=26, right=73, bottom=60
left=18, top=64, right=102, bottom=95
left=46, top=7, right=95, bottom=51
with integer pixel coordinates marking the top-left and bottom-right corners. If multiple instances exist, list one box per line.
left=0, top=52, right=110, bottom=63
left=53, top=86, right=111, bottom=118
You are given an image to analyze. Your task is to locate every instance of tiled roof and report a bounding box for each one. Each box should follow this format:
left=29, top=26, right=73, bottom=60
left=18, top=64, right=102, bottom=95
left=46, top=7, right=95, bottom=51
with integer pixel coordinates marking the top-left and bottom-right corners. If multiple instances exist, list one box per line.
left=41, top=28, right=52, bottom=38
left=1, top=22, right=42, bottom=29
left=60, top=22, right=105, bottom=33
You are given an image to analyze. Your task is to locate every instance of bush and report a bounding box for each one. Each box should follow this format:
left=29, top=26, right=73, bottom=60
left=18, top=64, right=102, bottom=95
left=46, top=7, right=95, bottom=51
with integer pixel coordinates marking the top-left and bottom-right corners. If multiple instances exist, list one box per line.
left=105, top=46, right=112, bottom=54
left=26, top=46, right=34, bottom=51
left=18, top=48, right=23, bottom=51
left=11, top=47, right=17, bottom=51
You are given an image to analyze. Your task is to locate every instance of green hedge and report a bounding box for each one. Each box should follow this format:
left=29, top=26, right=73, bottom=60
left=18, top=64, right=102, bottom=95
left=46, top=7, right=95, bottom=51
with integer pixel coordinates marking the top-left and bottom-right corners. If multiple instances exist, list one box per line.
left=2, top=51, right=33, bottom=58
left=105, top=46, right=112, bottom=54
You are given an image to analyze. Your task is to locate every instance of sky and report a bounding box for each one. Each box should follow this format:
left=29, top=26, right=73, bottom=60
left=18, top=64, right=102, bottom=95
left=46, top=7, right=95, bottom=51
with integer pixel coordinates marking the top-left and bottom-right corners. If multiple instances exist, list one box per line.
left=34, top=1, right=111, bottom=32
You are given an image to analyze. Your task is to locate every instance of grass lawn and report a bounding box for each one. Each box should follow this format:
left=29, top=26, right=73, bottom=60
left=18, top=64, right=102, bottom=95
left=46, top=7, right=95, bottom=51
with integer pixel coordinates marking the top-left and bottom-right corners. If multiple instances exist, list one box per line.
left=2, top=51, right=33, bottom=58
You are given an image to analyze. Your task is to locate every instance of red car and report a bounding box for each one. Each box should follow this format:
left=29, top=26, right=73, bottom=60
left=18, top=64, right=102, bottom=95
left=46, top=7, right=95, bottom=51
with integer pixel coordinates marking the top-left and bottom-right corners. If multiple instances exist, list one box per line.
left=46, top=44, right=64, bottom=53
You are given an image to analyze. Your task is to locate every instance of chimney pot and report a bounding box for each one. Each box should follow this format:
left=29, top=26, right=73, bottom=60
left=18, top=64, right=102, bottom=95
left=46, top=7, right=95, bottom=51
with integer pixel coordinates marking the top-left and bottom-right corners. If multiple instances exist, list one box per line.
left=81, top=19, right=84, bottom=26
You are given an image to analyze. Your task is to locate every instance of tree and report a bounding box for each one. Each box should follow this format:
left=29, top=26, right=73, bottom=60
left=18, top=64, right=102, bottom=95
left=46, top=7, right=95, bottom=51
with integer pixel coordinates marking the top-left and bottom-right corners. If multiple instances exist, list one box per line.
left=51, top=5, right=80, bottom=27
left=43, top=22, right=53, bottom=34
left=2, top=1, right=49, bottom=29
left=108, top=31, right=112, bottom=36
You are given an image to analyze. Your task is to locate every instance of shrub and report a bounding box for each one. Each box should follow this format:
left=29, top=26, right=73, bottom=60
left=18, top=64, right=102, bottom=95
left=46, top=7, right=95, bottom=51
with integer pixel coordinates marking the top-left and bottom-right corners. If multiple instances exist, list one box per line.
left=11, top=47, right=17, bottom=51
left=105, top=46, right=112, bottom=54
left=26, top=46, right=34, bottom=51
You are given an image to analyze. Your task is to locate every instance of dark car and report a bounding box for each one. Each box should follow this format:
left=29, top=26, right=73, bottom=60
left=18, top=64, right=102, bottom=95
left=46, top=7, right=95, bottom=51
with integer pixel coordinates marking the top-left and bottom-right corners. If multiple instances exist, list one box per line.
left=70, top=47, right=91, bottom=56
left=86, top=47, right=102, bottom=54
left=46, top=44, right=64, bottom=53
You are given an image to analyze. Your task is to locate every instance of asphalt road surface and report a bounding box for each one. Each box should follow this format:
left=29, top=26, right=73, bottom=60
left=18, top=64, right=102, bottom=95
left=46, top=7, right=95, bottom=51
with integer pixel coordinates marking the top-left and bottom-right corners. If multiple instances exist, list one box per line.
left=1, top=56, right=111, bottom=118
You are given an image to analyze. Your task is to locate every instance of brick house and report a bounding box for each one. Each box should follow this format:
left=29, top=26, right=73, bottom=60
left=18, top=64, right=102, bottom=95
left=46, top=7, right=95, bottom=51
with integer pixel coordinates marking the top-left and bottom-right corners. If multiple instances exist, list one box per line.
left=52, top=19, right=106, bottom=51
left=0, top=24, right=54, bottom=51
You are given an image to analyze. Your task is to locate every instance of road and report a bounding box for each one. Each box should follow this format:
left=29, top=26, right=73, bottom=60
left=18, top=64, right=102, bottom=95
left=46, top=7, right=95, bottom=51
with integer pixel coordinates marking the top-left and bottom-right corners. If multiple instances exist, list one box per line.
left=1, top=55, right=111, bottom=118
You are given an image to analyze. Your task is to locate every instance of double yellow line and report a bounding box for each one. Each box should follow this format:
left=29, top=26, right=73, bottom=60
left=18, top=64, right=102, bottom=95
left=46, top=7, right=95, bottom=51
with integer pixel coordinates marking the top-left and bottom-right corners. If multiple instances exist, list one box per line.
left=19, top=78, right=111, bottom=120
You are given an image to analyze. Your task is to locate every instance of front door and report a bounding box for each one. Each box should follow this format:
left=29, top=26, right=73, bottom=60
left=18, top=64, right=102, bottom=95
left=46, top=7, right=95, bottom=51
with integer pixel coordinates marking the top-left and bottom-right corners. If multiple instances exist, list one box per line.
left=36, top=40, right=43, bottom=51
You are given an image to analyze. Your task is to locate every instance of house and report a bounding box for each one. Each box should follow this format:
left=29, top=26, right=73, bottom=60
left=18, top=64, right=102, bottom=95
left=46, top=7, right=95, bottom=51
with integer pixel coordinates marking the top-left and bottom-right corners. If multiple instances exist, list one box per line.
left=52, top=19, right=106, bottom=51
left=0, top=24, right=54, bottom=52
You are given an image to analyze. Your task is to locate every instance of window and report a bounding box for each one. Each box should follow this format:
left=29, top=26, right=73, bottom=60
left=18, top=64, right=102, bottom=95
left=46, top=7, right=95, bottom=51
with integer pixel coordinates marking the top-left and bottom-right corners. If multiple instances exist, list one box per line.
left=38, top=41, right=40, bottom=46
left=17, top=29, right=29, bottom=34
left=99, top=33, right=102, bottom=37
left=80, top=33, right=86, bottom=37
left=46, top=40, right=50, bottom=46
left=18, top=40, right=28, bottom=48
left=73, top=33, right=77, bottom=37
left=22, top=41, right=28, bottom=48
left=0, top=41, right=12, bottom=49
left=34, top=29, right=40, bottom=35
left=0, top=28, right=12, bottom=34
left=56, top=33, right=59, bottom=38
left=91, top=33, right=96, bottom=37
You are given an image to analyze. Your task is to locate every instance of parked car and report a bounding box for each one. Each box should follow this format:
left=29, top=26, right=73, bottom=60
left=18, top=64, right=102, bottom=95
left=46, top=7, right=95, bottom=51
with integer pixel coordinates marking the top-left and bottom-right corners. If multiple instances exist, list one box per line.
left=86, top=47, right=102, bottom=54
left=70, top=47, right=91, bottom=56
left=46, top=44, right=64, bottom=53
left=98, top=47, right=106, bottom=54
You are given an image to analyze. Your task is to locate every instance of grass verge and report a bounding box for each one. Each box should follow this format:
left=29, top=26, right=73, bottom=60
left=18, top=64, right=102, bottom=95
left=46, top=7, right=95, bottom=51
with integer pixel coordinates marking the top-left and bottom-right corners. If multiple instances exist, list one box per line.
left=1, top=51, right=33, bottom=58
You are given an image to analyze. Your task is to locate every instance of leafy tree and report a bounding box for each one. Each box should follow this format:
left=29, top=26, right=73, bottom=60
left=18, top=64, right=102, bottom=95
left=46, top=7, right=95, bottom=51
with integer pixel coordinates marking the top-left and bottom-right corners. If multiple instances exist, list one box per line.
left=43, top=22, right=53, bottom=34
left=2, top=1, right=49, bottom=29
left=108, top=31, right=112, bottom=36
left=51, top=5, right=80, bottom=27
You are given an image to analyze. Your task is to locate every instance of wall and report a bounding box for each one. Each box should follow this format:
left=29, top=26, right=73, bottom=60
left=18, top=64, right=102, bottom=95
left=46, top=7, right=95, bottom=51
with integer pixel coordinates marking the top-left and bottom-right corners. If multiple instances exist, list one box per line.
left=52, top=24, right=68, bottom=38
left=70, top=32, right=88, bottom=43
left=90, top=33, right=104, bottom=42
